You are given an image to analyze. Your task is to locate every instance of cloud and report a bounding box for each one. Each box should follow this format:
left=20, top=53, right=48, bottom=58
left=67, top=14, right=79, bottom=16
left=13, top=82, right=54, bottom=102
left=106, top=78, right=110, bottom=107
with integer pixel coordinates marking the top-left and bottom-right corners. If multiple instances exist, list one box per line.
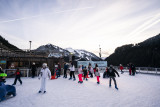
left=0, top=0, right=160, bottom=57
left=0, top=6, right=94, bottom=24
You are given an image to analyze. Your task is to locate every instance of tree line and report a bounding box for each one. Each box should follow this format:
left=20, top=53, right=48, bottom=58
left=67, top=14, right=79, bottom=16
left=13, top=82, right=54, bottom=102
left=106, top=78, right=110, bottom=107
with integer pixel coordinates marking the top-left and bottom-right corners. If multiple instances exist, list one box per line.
left=106, top=34, right=160, bottom=67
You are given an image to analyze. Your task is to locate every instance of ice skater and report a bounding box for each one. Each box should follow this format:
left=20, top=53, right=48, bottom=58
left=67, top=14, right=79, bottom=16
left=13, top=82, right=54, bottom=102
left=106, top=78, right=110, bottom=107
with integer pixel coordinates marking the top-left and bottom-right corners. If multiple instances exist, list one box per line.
left=128, top=63, right=132, bottom=75
left=38, top=63, right=51, bottom=93
left=31, top=62, right=37, bottom=78
left=131, top=63, right=136, bottom=76
left=63, top=62, right=68, bottom=78
left=69, top=62, right=76, bottom=81
left=88, top=63, right=93, bottom=78
left=0, top=67, right=7, bottom=83
left=12, top=68, right=22, bottom=85
left=119, top=64, right=124, bottom=74
left=107, top=65, right=120, bottom=90
left=95, top=67, right=100, bottom=84
left=83, top=66, right=88, bottom=81
left=57, top=62, right=61, bottom=77
left=78, top=65, right=83, bottom=84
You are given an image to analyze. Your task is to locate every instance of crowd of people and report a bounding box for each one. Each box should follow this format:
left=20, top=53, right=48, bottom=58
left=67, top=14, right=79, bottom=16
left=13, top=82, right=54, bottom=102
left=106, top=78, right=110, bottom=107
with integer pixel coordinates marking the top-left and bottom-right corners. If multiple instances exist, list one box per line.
left=0, top=62, right=137, bottom=94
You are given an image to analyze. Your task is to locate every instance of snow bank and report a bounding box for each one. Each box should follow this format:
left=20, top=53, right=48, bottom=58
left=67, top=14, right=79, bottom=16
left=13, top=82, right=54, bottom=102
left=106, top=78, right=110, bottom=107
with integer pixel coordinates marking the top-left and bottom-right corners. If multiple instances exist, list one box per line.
left=1, top=72, right=160, bottom=107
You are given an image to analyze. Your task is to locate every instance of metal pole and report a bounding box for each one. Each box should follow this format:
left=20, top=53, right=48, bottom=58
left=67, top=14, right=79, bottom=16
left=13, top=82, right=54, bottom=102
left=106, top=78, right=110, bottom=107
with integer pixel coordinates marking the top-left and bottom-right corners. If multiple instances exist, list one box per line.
left=99, top=45, right=101, bottom=58
left=29, top=41, right=32, bottom=51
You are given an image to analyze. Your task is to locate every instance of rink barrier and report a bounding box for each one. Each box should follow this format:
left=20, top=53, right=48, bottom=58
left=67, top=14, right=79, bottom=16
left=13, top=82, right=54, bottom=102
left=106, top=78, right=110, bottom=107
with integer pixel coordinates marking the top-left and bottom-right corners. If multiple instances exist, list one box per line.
left=113, top=66, right=160, bottom=75
left=3, top=69, right=33, bottom=77
left=3, top=67, right=160, bottom=78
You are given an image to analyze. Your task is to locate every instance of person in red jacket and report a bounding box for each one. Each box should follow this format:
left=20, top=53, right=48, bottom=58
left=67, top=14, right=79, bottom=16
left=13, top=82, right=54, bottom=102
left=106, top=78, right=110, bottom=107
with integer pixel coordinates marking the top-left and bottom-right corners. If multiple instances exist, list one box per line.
left=12, top=68, right=22, bottom=85
left=119, top=64, right=124, bottom=74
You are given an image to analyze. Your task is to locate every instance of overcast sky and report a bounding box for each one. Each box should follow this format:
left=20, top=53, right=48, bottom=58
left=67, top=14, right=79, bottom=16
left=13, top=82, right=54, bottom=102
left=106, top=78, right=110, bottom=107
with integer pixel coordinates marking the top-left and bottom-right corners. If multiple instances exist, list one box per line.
left=0, top=0, right=160, bottom=57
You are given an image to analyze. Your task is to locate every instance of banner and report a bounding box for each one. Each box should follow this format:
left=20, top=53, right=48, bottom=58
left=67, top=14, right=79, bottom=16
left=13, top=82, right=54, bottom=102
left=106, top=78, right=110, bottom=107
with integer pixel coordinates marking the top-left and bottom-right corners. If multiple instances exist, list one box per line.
left=0, top=60, right=6, bottom=64
left=77, top=61, right=107, bottom=68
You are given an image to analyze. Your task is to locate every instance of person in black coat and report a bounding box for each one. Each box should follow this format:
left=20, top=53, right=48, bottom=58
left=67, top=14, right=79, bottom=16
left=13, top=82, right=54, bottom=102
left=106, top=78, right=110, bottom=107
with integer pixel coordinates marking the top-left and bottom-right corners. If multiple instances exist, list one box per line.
left=31, top=62, right=37, bottom=78
left=131, top=64, right=136, bottom=76
left=12, top=68, right=22, bottom=85
left=63, top=62, right=68, bottom=78
left=107, top=65, right=120, bottom=90
left=83, top=66, right=88, bottom=81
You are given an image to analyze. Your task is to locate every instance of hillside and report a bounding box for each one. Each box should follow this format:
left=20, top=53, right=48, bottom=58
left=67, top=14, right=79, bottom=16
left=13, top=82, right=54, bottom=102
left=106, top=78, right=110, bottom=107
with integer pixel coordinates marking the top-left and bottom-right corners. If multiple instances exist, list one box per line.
left=0, top=35, right=21, bottom=51
left=106, top=34, right=160, bottom=67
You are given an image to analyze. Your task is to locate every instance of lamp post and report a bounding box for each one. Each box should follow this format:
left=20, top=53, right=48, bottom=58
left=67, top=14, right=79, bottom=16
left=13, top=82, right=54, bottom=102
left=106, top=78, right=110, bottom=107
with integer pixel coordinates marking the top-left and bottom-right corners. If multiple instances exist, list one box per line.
left=29, top=41, right=32, bottom=51
left=29, top=41, right=32, bottom=68
left=99, top=45, right=101, bottom=58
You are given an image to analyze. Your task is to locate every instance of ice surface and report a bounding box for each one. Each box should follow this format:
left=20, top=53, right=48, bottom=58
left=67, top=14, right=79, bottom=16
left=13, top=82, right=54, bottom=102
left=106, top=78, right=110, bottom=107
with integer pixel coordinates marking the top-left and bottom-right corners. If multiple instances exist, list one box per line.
left=1, top=72, right=160, bottom=107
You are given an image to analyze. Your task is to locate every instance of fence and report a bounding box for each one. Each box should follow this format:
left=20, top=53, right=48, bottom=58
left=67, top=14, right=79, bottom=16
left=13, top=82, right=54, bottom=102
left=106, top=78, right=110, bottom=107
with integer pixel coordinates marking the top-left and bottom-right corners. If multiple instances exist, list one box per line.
left=3, top=69, right=40, bottom=78
left=113, top=66, right=160, bottom=75
left=3, top=67, right=160, bottom=78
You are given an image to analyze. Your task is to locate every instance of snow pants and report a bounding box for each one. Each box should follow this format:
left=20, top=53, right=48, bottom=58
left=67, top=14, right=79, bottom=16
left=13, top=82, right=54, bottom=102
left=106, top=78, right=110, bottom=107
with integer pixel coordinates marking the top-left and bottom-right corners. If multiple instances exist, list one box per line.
left=40, top=78, right=47, bottom=92
left=70, top=71, right=75, bottom=79
left=13, top=76, right=22, bottom=85
left=121, top=70, right=124, bottom=74
left=129, top=68, right=131, bottom=75
left=109, top=76, right=117, bottom=87
left=78, top=74, right=83, bottom=82
left=83, top=71, right=87, bottom=79
left=132, top=70, right=135, bottom=76
left=32, top=70, right=36, bottom=78
left=64, top=70, right=67, bottom=78
left=97, top=76, right=100, bottom=82
left=89, top=71, right=93, bottom=78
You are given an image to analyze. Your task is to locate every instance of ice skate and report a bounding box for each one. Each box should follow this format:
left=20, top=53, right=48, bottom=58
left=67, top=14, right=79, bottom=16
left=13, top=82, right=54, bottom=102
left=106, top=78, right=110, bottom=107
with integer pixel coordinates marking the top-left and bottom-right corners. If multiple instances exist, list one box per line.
left=115, top=86, right=118, bottom=90
left=69, top=78, right=72, bottom=80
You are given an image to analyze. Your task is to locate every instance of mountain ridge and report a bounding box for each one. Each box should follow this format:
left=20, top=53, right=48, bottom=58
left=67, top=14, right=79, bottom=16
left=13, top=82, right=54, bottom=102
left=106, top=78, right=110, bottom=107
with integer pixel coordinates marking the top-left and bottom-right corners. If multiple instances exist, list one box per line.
left=106, top=33, right=160, bottom=67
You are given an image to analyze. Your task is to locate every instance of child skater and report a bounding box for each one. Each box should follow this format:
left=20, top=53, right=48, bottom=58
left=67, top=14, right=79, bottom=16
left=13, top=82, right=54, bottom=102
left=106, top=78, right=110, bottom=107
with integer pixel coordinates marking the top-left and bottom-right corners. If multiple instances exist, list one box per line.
left=95, top=67, right=100, bottom=84
left=78, top=65, right=83, bottom=84
left=12, top=68, right=22, bottom=85
left=0, top=67, right=7, bottom=84
left=83, top=66, right=88, bottom=81
left=119, top=64, right=124, bottom=74
left=38, top=63, right=51, bottom=93
left=107, top=65, right=120, bottom=90
left=88, top=63, right=93, bottom=78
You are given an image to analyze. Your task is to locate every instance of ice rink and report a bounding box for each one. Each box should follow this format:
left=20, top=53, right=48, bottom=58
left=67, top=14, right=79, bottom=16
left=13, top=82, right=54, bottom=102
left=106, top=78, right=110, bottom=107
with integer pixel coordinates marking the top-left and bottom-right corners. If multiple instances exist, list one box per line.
left=1, top=72, right=160, bottom=107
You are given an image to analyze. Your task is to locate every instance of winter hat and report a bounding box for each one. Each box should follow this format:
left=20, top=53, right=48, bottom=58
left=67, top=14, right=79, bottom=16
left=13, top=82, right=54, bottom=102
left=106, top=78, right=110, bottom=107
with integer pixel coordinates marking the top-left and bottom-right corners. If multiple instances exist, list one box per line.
left=42, top=63, right=47, bottom=67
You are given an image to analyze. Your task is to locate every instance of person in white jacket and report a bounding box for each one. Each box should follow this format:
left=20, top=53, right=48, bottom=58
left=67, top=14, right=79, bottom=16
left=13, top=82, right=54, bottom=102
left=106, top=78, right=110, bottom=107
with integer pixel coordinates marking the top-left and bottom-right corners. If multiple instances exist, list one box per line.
left=69, top=62, right=76, bottom=81
left=38, top=63, right=51, bottom=93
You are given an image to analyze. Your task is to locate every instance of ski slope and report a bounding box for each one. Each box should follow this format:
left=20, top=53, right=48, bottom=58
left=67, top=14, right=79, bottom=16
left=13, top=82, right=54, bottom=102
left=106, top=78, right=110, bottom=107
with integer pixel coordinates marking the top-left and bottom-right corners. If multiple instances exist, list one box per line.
left=1, top=72, right=160, bottom=107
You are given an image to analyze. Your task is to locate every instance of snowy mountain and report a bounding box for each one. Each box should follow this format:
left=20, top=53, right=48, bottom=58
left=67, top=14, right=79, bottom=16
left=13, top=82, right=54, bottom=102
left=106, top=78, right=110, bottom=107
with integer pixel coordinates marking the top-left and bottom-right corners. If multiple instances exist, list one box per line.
left=35, top=44, right=102, bottom=61
left=65, top=48, right=102, bottom=61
